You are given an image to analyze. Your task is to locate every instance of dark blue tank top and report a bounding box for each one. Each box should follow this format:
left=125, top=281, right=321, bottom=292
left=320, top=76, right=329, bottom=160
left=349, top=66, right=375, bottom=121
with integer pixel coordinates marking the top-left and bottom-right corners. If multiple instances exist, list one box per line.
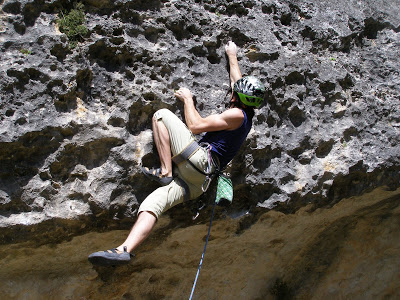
left=199, top=109, right=252, bottom=169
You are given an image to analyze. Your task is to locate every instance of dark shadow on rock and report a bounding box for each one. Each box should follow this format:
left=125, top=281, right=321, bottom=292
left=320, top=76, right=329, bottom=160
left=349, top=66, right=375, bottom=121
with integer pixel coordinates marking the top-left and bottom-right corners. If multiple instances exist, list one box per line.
left=327, top=164, right=400, bottom=204
left=0, top=125, right=79, bottom=209
left=279, top=193, right=400, bottom=298
left=49, top=137, right=124, bottom=182
left=127, top=101, right=174, bottom=136
left=315, top=139, right=334, bottom=158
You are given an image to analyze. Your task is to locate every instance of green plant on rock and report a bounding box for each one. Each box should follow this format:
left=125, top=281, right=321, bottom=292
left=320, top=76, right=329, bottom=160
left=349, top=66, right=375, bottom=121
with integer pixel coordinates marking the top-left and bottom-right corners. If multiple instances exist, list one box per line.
left=57, top=3, right=88, bottom=49
left=20, top=48, right=31, bottom=55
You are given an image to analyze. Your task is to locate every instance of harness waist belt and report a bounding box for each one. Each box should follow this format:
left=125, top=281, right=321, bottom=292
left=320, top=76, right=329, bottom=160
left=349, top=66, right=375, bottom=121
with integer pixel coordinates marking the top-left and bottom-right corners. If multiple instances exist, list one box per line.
left=172, top=141, right=200, bottom=165
left=172, top=140, right=220, bottom=180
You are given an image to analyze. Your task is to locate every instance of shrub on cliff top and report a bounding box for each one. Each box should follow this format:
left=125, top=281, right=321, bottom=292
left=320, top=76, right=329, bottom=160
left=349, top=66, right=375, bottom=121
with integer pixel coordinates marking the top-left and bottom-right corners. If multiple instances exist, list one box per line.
left=57, top=3, right=88, bottom=49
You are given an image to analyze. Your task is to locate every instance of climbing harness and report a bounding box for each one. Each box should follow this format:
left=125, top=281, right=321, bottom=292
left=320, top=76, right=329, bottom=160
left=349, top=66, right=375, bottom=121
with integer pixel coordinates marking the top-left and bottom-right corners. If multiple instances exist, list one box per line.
left=201, top=143, right=214, bottom=192
left=172, top=141, right=220, bottom=192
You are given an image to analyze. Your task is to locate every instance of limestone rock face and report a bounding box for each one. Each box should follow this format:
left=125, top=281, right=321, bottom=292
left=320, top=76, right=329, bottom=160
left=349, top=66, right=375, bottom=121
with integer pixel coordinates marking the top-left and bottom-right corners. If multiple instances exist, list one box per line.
left=0, top=0, right=399, bottom=268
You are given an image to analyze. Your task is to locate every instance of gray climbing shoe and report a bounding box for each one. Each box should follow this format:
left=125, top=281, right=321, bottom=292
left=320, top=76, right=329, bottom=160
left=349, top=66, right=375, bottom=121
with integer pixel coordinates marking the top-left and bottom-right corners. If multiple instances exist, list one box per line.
left=88, top=246, right=134, bottom=266
left=141, top=166, right=173, bottom=186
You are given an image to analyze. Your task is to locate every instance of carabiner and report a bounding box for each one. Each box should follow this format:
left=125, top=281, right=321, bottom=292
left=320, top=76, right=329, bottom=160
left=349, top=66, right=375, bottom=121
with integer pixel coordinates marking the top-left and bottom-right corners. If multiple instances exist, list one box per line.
left=202, top=175, right=212, bottom=192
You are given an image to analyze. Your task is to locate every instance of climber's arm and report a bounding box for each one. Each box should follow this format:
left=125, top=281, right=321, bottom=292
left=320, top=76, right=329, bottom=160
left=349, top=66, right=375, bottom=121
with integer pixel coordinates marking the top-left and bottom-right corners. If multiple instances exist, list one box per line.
left=225, top=41, right=242, bottom=89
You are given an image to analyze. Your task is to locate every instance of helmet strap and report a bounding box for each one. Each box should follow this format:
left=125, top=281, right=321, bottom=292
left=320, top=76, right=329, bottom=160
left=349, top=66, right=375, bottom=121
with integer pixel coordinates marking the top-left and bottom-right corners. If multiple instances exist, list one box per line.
left=228, top=92, right=239, bottom=108
left=227, top=91, right=248, bottom=109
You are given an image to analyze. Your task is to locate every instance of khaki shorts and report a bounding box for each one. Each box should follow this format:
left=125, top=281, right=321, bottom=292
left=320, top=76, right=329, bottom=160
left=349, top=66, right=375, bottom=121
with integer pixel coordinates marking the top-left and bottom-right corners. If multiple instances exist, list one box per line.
left=138, top=109, right=214, bottom=219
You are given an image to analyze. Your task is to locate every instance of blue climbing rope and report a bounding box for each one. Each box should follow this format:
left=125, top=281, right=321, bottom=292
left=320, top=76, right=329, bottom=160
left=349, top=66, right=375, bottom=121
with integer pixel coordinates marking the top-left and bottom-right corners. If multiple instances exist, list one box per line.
left=189, top=199, right=217, bottom=300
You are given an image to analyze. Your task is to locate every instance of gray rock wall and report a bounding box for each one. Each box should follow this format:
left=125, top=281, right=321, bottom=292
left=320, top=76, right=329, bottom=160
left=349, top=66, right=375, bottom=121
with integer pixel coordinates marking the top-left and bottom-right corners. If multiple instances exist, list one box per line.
left=0, top=0, right=399, bottom=242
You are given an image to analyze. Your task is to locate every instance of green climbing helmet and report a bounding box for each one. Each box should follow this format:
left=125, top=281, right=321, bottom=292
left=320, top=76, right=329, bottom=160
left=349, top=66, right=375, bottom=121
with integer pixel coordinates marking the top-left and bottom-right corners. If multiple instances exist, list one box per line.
left=233, top=75, right=266, bottom=108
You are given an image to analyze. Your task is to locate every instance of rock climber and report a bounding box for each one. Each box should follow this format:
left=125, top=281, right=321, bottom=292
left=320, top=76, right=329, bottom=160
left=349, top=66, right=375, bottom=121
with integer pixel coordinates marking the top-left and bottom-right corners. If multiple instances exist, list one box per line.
left=88, top=41, right=266, bottom=266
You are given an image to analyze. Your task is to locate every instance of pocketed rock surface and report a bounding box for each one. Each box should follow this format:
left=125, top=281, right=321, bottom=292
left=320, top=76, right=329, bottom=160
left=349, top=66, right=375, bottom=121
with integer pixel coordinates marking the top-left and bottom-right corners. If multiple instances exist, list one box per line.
left=0, top=0, right=399, bottom=298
